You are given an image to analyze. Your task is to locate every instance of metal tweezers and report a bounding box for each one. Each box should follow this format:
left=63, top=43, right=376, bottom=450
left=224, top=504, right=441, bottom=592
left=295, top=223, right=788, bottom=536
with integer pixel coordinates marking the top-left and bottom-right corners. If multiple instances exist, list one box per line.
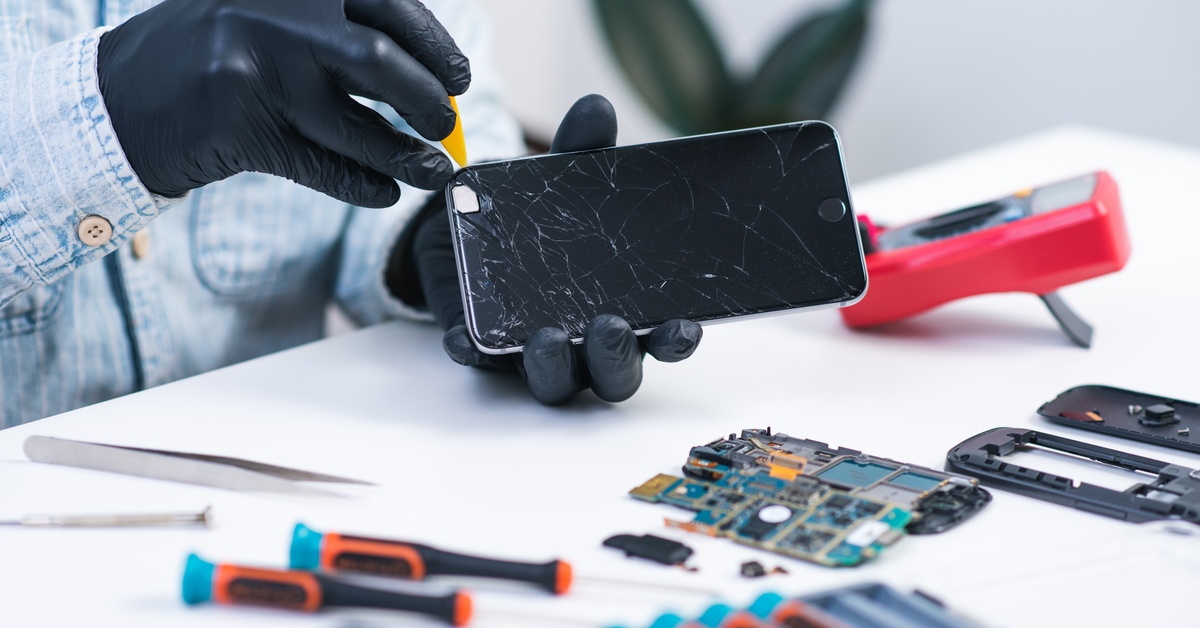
left=23, top=436, right=374, bottom=496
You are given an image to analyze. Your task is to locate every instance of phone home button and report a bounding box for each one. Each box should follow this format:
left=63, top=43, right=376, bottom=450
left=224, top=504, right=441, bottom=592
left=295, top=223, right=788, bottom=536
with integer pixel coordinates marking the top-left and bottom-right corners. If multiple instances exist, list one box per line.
left=819, top=198, right=847, bottom=222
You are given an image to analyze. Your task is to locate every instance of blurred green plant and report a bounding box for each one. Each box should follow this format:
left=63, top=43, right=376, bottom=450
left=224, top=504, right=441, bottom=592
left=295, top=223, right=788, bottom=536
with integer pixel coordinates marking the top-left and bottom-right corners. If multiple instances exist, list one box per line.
left=592, top=0, right=873, bottom=135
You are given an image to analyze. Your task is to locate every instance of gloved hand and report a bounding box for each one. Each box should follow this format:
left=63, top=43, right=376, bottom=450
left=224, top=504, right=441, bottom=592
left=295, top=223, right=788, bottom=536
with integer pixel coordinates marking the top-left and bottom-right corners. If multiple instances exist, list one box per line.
left=97, top=0, right=465, bottom=208
left=402, top=94, right=703, bottom=405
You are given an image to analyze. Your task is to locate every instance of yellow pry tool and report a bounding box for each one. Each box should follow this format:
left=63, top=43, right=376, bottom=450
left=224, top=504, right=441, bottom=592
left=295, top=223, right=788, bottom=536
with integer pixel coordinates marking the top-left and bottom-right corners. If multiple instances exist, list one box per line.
left=443, top=96, right=467, bottom=168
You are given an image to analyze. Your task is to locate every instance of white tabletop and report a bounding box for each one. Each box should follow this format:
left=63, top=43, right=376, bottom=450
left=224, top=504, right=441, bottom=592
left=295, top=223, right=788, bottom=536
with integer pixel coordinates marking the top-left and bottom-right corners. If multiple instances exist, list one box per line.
left=3, top=126, right=1199, bottom=628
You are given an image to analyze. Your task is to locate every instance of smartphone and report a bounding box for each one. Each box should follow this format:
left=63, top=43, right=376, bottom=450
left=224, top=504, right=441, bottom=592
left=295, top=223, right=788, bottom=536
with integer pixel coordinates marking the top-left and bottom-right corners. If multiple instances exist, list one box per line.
left=445, top=121, right=867, bottom=354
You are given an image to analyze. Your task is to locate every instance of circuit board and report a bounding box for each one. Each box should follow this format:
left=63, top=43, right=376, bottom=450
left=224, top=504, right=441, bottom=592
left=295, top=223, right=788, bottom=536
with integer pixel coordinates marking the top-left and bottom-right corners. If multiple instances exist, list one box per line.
left=685, top=429, right=991, bottom=535
left=629, top=429, right=992, bottom=567
left=630, top=469, right=911, bottom=567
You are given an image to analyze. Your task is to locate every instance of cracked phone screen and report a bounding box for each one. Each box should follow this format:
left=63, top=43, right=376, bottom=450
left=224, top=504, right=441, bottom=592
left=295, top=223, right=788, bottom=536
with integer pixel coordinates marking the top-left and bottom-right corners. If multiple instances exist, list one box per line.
left=446, top=121, right=867, bottom=353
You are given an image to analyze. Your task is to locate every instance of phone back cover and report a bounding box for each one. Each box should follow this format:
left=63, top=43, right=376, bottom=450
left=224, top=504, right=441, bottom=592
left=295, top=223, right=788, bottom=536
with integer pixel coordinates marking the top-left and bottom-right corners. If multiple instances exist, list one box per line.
left=448, top=121, right=867, bottom=352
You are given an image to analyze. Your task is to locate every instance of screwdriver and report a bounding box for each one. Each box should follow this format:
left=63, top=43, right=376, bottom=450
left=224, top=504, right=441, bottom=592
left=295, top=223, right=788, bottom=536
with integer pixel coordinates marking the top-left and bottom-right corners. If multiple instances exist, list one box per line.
left=182, top=553, right=472, bottom=626
left=623, top=603, right=775, bottom=628
left=290, top=523, right=572, bottom=594
left=0, top=506, right=211, bottom=527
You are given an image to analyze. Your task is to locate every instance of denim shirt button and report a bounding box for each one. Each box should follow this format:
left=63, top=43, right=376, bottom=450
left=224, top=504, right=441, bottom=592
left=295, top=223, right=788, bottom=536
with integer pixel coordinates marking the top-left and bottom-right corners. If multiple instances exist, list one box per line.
left=131, top=229, right=150, bottom=259
left=78, top=215, right=113, bottom=247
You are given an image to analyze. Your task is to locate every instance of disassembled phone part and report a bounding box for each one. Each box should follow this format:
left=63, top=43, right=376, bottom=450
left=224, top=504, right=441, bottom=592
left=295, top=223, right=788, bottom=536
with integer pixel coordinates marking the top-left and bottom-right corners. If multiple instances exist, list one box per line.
left=1040, top=384, right=1200, bottom=454
left=628, top=429, right=990, bottom=567
left=946, top=427, right=1200, bottom=523
left=686, top=429, right=991, bottom=535
left=602, top=534, right=695, bottom=569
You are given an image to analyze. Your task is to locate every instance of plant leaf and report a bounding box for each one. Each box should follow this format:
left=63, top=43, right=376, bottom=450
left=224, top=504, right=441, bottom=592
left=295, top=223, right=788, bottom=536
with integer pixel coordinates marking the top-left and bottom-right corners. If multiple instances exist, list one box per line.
left=592, top=0, right=735, bottom=134
left=739, top=0, right=871, bottom=125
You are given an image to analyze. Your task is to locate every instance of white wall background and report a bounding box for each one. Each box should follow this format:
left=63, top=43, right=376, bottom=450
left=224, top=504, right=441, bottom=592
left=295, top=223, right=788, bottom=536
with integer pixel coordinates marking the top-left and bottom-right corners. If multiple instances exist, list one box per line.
left=475, top=0, right=1200, bottom=184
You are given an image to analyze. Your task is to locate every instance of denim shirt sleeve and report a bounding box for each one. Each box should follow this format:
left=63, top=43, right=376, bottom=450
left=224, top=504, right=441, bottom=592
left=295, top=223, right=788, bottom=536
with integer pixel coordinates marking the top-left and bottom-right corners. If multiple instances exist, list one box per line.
left=0, top=28, right=173, bottom=308
left=335, top=0, right=524, bottom=326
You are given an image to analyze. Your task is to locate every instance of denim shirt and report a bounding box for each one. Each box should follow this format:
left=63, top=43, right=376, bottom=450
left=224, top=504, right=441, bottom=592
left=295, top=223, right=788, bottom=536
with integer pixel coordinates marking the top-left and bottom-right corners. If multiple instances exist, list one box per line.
left=0, top=0, right=523, bottom=428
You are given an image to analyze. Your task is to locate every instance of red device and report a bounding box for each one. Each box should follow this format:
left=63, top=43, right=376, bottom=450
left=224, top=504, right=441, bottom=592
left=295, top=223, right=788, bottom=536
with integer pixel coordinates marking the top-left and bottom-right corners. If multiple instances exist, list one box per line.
left=841, top=171, right=1130, bottom=347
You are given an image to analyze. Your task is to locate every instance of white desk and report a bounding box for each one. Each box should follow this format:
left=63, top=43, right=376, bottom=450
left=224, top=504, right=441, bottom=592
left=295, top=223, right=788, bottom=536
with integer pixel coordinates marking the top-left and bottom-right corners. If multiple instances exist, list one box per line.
left=3, top=126, right=1199, bottom=627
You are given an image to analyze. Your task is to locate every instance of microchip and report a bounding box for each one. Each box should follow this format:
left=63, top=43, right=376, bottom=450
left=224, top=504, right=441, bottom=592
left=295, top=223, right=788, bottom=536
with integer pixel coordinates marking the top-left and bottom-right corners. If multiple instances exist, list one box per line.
left=602, top=534, right=694, bottom=566
left=825, top=494, right=853, bottom=509
left=738, top=516, right=780, bottom=541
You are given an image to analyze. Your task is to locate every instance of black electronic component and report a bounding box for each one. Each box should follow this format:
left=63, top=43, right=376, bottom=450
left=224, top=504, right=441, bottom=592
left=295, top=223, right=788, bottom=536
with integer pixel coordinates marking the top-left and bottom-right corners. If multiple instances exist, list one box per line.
left=740, top=561, right=768, bottom=578
left=908, top=483, right=994, bottom=534
left=738, top=514, right=781, bottom=541
left=1143, top=404, right=1178, bottom=426
left=1040, top=385, right=1200, bottom=453
left=602, top=534, right=694, bottom=567
left=946, top=427, right=1200, bottom=523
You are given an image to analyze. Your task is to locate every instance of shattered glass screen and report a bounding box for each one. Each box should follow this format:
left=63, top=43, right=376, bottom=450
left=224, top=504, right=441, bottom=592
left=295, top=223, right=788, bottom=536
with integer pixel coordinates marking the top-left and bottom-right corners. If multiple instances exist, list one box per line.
left=447, top=121, right=867, bottom=353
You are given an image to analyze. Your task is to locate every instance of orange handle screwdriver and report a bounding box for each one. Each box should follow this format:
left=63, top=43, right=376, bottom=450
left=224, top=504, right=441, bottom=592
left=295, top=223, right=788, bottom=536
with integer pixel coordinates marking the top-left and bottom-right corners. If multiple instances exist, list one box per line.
left=290, top=523, right=573, bottom=594
left=182, top=553, right=472, bottom=626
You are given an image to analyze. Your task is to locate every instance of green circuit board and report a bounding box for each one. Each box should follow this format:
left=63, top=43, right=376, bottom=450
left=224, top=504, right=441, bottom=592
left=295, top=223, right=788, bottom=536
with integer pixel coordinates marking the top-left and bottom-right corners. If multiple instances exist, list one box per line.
left=630, top=467, right=911, bottom=567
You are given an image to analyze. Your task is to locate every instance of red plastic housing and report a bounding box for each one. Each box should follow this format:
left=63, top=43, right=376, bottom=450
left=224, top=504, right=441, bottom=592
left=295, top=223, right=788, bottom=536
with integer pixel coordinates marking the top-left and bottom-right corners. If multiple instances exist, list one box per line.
left=841, top=171, right=1130, bottom=328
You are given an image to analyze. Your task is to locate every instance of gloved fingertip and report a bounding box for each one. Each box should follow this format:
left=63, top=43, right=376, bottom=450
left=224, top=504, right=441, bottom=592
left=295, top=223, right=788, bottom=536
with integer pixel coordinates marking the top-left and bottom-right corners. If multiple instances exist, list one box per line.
left=361, top=180, right=401, bottom=208
left=432, top=101, right=459, bottom=141
left=523, top=327, right=581, bottom=405
left=446, top=56, right=471, bottom=96
left=397, top=150, right=456, bottom=191
left=325, top=169, right=399, bottom=208
left=584, top=314, right=642, bottom=402
left=443, top=325, right=483, bottom=366
left=646, top=319, right=703, bottom=363
left=551, top=94, right=618, bottom=154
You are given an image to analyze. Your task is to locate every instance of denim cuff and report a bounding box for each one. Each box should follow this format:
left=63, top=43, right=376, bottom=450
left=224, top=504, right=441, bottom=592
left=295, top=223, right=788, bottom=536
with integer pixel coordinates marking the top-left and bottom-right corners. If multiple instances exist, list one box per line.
left=0, top=28, right=174, bottom=304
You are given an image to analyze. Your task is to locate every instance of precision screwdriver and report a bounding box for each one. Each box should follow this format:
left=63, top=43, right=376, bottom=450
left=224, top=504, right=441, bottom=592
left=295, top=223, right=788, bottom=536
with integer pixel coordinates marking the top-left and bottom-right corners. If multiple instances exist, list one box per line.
left=633, top=603, right=776, bottom=628
left=0, top=506, right=211, bottom=527
left=290, top=523, right=572, bottom=594
left=182, top=553, right=473, bottom=626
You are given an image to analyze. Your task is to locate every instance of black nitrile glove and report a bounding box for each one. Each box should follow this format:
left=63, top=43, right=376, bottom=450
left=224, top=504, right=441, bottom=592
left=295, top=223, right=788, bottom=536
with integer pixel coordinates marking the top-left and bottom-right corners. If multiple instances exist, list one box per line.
left=397, top=94, right=702, bottom=405
left=97, top=0, right=466, bottom=207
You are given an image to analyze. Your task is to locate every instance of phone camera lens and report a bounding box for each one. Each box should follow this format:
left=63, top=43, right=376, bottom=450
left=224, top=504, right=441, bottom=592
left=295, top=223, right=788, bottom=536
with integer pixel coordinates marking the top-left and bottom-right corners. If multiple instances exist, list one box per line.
left=818, top=198, right=847, bottom=222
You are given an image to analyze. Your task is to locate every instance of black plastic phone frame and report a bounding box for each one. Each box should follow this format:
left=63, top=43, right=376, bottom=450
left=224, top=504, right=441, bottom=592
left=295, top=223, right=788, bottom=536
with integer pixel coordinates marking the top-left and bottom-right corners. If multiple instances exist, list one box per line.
left=945, top=427, right=1200, bottom=523
left=1040, top=384, right=1200, bottom=454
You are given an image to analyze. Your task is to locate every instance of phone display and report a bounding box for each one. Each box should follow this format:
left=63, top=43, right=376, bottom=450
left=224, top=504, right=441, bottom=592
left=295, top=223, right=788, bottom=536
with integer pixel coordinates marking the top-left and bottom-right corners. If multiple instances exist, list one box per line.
left=446, top=121, right=867, bottom=354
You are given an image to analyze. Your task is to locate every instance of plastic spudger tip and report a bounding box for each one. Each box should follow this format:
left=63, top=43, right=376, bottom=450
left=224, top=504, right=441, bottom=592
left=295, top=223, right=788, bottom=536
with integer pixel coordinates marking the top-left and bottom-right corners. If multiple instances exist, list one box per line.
left=290, top=522, right=324, bottom=570
left=443, top=96, right=467, bottom=168
left=182, top=553, right=216, bottom=605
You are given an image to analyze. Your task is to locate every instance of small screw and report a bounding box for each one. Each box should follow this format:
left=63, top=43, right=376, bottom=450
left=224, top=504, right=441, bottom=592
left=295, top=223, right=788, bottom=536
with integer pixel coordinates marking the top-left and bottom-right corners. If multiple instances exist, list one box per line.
left=1129, top=405, right=1144, bottom=414
left=1180, top=428, right=1190, bottom=437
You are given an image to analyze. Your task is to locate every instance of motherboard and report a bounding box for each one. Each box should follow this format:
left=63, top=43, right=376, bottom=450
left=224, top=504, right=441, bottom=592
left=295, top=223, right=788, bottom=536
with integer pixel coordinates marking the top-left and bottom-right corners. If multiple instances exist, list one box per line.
left=629, top=429, right=991, bottom=567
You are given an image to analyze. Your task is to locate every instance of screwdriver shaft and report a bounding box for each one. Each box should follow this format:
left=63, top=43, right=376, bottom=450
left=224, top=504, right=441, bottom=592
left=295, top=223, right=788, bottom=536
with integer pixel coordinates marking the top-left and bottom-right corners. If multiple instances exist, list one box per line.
left=1, top=506, right=211, bottom=527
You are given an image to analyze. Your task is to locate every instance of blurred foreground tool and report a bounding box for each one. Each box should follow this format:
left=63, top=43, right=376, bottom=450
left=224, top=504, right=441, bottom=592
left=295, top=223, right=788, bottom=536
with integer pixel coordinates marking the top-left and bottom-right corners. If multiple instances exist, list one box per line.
left=292, top=524, right=718, bottom=598
left=23, top=436, right=372, bottom=496
left=615, top=583, right=976, bottom=628
left=183, top=553, right=472, bottom=626
left=291, top=523, right=572, bottom=594
left=0, top=506, right=210, bottom=527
